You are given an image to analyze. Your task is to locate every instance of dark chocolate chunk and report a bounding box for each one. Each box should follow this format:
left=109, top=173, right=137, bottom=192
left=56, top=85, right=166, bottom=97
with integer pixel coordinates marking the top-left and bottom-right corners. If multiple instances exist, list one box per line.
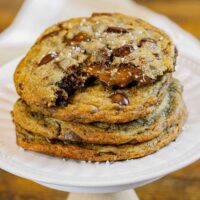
left=38, top=52, right=58, bottom=66
left=55, top=90, right=68, bottom=106
left=40, top=30, right=60, bottom=41
left=65, top=32, right=91, bottom=45
left=153, top=53, right=160, bottom=58
left=18, top=83, right=24, bottom=90
left=138, top=38, right=156, bottom=47
left=109, top=93, right=129, bottom=106
left=105, top=27, right=128, bottom=34
left=83, top=63, right=154, bottom=87
left=57, top=65, right=88, bottom=95
left=112, top=45, right=133, bottom=57
left=96, top=47, right=112, bottom=65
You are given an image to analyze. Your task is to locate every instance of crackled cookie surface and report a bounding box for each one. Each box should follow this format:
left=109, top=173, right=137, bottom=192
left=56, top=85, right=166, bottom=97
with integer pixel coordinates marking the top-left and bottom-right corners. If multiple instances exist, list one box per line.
left=14, top=13, right=177, bottom=109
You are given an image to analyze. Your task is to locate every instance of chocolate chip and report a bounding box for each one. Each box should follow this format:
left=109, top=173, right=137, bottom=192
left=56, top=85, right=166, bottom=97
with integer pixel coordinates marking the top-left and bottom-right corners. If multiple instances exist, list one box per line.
left=96, top=47, right=112, bottom=65
left=57, top=65, right=88, bottom=95
left=40, top=30, right=60, bottom=41
left=109, top=93, right=129, bottom=106
left=105, top=27, right=128, bottom=34
left=55, top=90, right=68, bottom=106
left=30, top=112, right=37, bottom=118
left=65, top=32, right=91, bottom=45
left=153, top=53, right=160, bottom=58
left=83, top=62, right=154, bottom=88
left=18, top=83, right=24, bottom=90
left=118, top=63, right=154, bottom=85
left=38, top=52, right=58, bottom=66
left=112, top=45, right=133, bottom=57
left=138, top=38, right=156, bottom=47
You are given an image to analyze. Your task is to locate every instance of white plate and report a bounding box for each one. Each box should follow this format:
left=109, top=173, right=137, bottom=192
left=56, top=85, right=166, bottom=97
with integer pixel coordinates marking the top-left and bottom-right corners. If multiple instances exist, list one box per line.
left=0, top=56, right=200, bottom=189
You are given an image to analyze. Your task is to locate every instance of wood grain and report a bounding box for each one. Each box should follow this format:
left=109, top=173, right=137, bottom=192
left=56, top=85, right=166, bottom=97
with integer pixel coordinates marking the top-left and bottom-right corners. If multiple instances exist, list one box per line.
left=0, top=0, right=199, bottom=199
left=135, top=0, right=200, bottom=39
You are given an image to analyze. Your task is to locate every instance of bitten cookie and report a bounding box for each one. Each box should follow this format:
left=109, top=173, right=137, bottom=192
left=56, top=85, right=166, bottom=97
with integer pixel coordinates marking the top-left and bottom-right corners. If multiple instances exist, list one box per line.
left=14, top=13, right=177, bottom=112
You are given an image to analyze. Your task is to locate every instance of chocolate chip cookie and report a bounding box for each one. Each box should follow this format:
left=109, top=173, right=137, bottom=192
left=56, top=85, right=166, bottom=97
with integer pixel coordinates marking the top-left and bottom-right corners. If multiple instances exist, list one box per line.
left=13, top=78, right=184, bottom=145
left=28, top=73, right=170, bottom=123
left=15, top=107, right=187, bottom=162
left=12, top=13, right=187, bottom=162
left=14, top=13, right=177, bottom=118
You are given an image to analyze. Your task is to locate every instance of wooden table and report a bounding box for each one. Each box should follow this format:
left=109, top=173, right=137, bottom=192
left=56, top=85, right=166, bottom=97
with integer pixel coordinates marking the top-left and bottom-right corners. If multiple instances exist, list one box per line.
left=0, top=0, right=199, bottom=199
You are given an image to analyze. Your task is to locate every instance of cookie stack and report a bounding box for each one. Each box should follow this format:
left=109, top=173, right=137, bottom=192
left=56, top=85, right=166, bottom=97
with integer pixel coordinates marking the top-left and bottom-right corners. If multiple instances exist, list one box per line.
left=13, top=13, right=187, bottom=161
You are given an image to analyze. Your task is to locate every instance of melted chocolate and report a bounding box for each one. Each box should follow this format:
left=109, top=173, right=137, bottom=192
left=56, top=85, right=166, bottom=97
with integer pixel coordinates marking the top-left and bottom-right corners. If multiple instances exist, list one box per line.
left=109, top=93, right=129, bottom=105
left=55, top=90, right=68, bottom=106
left=40, top=30, right=60, bottom=41
left=97, top=47, right=112, bottom=65
left=83, top=63, right=154, bottom=87
left=65, top=32, right=91, bottom=45
left=57, top=65, right=88, bottom=95
left=112, top=45, right=133, bottom=57
left=105, top=27, right=128, bottom=34
left=138, top=38, right=156, bottom=47
left=153, top=53, right=160, bottom=58
left=38, top=52, right=58, bottom=66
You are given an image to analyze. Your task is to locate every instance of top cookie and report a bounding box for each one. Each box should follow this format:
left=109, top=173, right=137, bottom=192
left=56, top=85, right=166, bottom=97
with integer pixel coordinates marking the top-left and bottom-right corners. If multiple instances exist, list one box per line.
left=14, top=13, right=177, bottom=108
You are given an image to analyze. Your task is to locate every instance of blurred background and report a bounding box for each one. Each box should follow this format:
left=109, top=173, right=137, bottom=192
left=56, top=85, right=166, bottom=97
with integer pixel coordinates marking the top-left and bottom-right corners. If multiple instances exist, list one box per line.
left=0, top=0, right=199, bottom=199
